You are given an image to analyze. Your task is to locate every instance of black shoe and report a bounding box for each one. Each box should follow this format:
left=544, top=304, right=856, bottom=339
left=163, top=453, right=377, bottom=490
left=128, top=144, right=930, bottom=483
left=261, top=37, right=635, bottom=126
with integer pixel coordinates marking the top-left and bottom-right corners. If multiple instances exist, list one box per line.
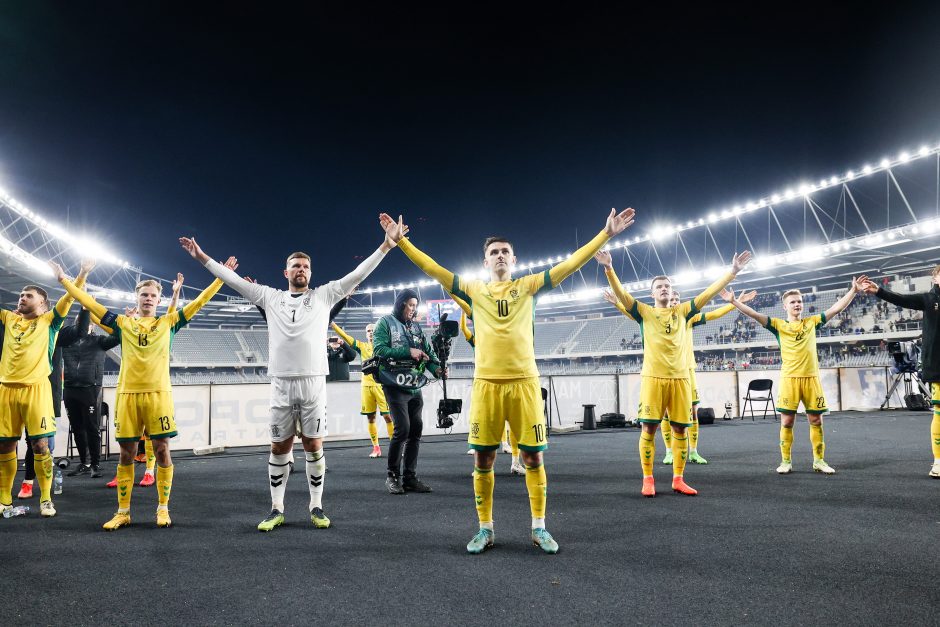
left=402, top=476, right=432, bottom=493
left=67, top=464, right=90, bottom=477
left=386, top=475, right=405, bottom=495
left=90, top=465, right=103, bottom=478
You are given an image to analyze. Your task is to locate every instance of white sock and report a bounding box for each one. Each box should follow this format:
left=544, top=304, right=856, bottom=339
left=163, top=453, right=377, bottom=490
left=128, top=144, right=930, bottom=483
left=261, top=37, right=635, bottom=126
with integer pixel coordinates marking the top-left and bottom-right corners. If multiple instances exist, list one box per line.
left=268, top=453, right=292, bottom=511
left=480, top=521, right=494, bottom=531
left=532, top=517, right=545, bottom=530
left=306, top=450, right=325, bottom=510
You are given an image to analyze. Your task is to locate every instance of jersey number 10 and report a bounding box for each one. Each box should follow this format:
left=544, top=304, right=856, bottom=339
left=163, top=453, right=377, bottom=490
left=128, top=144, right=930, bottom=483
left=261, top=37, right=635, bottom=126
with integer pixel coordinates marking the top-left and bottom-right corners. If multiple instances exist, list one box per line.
left=496, top=299, right=509, bottom=317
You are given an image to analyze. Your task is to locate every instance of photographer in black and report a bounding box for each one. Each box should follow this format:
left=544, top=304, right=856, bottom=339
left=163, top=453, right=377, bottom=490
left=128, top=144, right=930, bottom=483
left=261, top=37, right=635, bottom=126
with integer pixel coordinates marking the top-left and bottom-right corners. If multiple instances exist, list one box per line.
left=372, top=288, right=443, bottom=494
left=861, top=269, right=940, bottom=478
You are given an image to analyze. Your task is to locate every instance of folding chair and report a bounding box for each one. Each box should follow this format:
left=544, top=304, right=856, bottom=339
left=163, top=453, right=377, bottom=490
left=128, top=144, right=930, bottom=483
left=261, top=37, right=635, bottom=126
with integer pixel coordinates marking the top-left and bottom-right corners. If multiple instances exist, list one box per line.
left=740, top=379, right=778, bottom=421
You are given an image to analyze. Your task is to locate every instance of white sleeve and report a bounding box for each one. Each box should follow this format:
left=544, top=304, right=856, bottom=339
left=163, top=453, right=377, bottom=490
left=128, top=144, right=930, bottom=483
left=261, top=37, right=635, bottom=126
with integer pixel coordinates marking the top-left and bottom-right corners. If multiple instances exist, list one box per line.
left=334, top=247, right=387, bottom=298
left=203, top=259, right=267, bottom=306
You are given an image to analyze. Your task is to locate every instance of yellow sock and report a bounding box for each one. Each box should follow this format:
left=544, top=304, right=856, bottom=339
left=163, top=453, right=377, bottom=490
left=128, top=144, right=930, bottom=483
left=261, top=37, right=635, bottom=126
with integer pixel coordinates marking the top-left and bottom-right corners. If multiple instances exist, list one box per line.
left=145, top=438, right=156, bottom=472
left=672, top=433, right=688, bottom=477
left=780, top=426, right=794, bottom=461
left=0, top=452, right=16, bottom=505
left=689, top=417, right=699, bottom=450
left=117, top=463, right=134, bottom=512
left=660, top=419, right=672, bottom=449
left=367, top=421, right=379, bottom=446
left=509, top=427, right=519, bottom=457
left=33, top=451, right=53, bottom=502
left=809, top=422, right=825, bottom=461
left=157, top=464, right=174, bottom=507
left=931, top=411, right=940, bottom=459
left=524, top=462, right=547, bottom=519
left=384, top=418, right=394, bottom=438
left=472, top=466, right=494, bottom=524
left=639, top=432, right=655, bottom=477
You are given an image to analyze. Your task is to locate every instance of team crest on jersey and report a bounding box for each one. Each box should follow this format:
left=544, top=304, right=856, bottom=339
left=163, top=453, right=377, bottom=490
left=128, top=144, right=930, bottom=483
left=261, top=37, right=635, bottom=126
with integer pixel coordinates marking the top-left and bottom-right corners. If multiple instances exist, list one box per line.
left=510, top=288, right=519, bottom=301
left=303, top=294, right=312, bottom=308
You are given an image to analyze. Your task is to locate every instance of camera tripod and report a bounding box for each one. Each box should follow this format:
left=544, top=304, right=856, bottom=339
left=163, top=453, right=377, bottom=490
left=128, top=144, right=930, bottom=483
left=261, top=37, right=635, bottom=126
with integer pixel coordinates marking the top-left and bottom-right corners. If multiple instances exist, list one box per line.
left=880, top=369, right=931, bottom=410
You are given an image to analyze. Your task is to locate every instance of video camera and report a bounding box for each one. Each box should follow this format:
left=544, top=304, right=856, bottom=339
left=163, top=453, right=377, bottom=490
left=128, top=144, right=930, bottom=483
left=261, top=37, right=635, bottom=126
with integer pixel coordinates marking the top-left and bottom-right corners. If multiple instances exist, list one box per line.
left=432, top=311, right=463, bottom=429
left=888, top=340, right=921, bottom=375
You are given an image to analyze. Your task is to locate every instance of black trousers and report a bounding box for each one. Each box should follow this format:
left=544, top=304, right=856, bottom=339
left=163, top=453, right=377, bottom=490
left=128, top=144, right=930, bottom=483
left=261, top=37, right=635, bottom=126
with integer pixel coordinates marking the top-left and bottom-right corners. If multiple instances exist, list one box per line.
left=383, top=386, right=424, bottom=478
left=64, top=386, right=102, bottom=466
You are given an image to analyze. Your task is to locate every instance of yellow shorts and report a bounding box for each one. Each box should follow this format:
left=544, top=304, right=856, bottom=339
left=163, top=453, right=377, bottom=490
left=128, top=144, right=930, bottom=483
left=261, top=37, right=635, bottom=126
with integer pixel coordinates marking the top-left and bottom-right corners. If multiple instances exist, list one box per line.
left=932, top=382, right=939, bottom=408
left=115, top=391, right=177, bottom=441
left=361, top=384, right=390, bottom=415
left=777, top=376, right=827, bottom=415
left=0, top=380, right=55, bottom=441
left=690, top=369, right=700, bottom=406
left=639, top=376, right=692, bottom=426
left=469, top=378, right=547, bottom=452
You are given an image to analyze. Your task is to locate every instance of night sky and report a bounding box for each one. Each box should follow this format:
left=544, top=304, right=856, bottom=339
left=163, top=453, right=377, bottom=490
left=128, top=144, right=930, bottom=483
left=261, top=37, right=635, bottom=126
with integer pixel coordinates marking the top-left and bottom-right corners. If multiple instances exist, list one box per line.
left=2, top=3, right=940, bottom=292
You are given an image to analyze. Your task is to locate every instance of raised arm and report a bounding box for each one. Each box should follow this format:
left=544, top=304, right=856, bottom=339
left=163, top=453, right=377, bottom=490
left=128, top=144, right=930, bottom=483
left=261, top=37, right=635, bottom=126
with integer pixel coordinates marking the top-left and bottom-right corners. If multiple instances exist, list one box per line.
left=49, top=261, right=108, bottom=321
left=825, top=276, right=868, bottom=320
left=726, top=287, right=768, bottom=327
left=862, top=279, right=928, bottom=311
left=179, top=237, right=266, bottom=305
left=52, top=258, right=94, bottom=318
left=167, top=273, right=184, bottom=312
left=449, top=293, right=472, bottom=317
left=691, top=251, right=751, bottom=313
left=330, top=322, right=360, bottom=353
left=459, top=310, right=474, bottom=345
left=548, top=208, right=635, bottom=287
left=381, top=213, right=456, bottom=290
left=698, top=288, right=756, bottom=323
left=603, top=288, right=630, bottom=317
left=595, top=250, right=638, bottom=317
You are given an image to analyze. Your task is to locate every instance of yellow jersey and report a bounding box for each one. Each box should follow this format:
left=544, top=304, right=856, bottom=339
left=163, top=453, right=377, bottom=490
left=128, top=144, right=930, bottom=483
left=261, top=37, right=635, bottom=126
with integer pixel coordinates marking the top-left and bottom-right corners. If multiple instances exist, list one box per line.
left=765, top=314, right=826, bottom=378
left=59, top=277, right=223, bottom=393
left=606, top=267, right=735, bottom=378
left=333, top=324, right=379, bottom=387
left=398, top=229, right=611, bottom=381
left=0, top=281, right=83, bottom=384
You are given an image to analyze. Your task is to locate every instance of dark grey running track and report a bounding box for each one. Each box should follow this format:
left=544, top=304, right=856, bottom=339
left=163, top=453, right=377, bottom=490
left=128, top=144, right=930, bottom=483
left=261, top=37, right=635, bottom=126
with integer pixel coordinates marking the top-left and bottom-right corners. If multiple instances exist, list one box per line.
left=3, top=411, right=938, bottom=626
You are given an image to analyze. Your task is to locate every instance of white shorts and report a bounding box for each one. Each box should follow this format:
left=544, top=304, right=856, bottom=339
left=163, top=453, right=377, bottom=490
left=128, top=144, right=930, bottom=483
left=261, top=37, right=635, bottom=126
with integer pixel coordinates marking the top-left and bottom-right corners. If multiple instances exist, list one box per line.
left=269, top=376, right=327, bottom=442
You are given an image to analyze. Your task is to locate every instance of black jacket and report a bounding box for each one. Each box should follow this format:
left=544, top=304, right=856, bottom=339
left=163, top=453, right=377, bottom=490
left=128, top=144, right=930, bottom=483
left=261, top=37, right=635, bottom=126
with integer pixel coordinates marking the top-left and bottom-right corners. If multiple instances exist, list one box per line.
left=874, top=284, right=940, bottom=382
left=62, top=309, right=121, bottom=387
left=327, top=341, right=356, bottom=382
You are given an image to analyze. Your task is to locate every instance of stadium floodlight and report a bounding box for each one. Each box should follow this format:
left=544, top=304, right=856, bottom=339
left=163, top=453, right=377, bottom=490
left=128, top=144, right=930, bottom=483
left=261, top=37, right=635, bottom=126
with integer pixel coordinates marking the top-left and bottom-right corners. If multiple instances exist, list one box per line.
left=829, top=176, right=838, bottom=186
left=720, top=210, right=731, bottom=219
left=919, top=145, right=930, bottom=157
left=880, top=158, right=890, bottom=168
left=771, top=194, right=781, bottom=203
left=898, top=151, right=910, bottom=163
left=784, top=188, right=796, bottom=200
left=862, top=164, right=873, bottom=174
left=707, top=212, right=718, bottom=223
left=845, top=170, right=855, bottom=180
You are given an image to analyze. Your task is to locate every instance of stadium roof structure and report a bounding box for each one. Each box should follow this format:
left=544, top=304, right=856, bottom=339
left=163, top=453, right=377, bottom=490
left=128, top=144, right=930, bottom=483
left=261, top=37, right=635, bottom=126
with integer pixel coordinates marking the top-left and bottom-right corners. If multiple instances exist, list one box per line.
left=2, top=142, right=940, bottom=329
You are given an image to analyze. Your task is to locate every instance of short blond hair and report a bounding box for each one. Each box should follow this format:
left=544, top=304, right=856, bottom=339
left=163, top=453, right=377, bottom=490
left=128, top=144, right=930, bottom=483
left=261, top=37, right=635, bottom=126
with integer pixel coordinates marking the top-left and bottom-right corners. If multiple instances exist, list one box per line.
left=932, top=264, right=940, bottom=277
left=781, top=289, right=801, bottom=302
left=135, top=279, right=162, bottom=295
